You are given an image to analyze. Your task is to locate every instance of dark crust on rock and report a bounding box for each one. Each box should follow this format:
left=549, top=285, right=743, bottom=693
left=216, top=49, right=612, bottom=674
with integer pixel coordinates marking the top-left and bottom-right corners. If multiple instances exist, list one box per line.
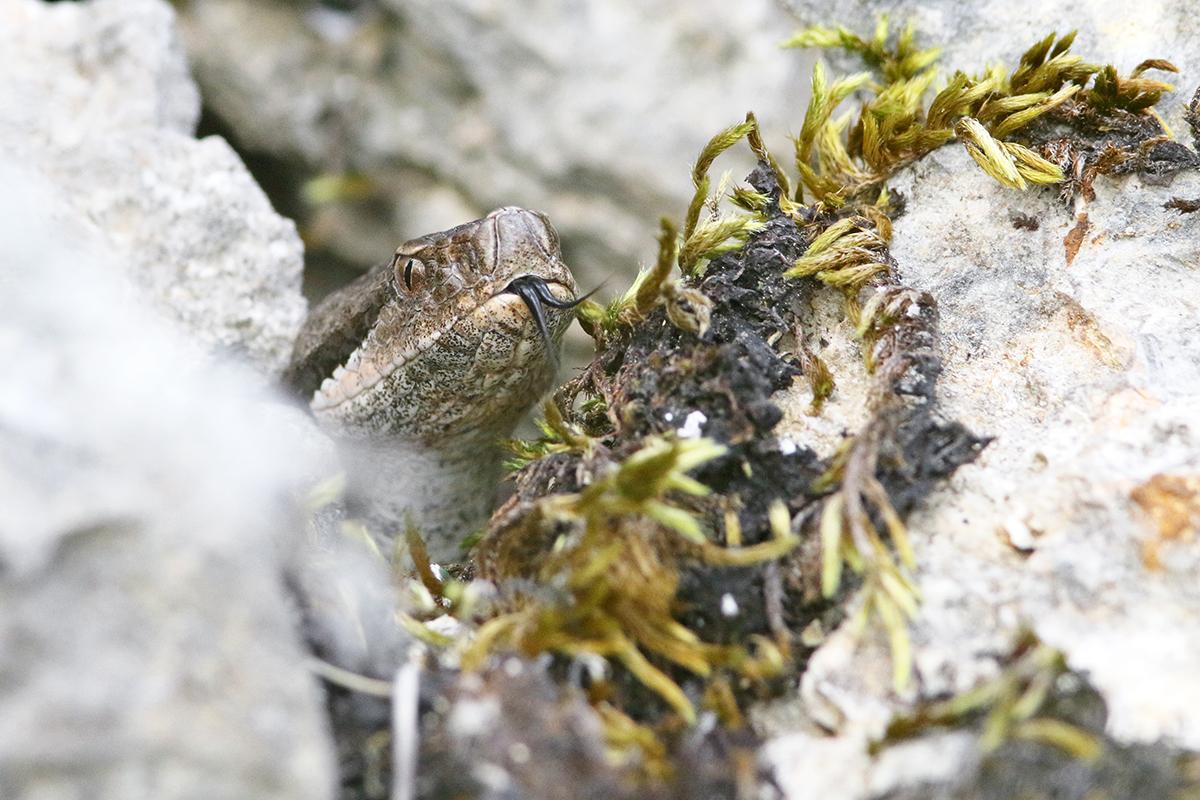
left=1165, top=196, right=1200, bottom=213
left=601, top=165, right=808, bottom=445
left=1021, top=95, right=1200, bottom=200
left=280, top=261, right=396, bottom=402
left=484, top=162, right=985, bottom=676
left=597, top=164, right=824, bottom=552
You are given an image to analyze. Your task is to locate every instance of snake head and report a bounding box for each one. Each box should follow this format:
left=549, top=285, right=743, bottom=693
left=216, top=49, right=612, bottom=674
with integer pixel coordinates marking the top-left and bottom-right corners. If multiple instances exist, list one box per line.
left=288, top=207, right=578, bottom=445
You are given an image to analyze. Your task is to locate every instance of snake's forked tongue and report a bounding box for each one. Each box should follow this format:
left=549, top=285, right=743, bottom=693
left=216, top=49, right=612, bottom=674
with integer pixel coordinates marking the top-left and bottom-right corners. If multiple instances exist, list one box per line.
left=501, top=275, right=592, bottom=372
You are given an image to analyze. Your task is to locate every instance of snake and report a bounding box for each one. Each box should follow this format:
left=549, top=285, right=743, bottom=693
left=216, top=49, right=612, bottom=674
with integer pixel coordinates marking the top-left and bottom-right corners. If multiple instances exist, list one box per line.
left=282, top=207, right=579, bottom=562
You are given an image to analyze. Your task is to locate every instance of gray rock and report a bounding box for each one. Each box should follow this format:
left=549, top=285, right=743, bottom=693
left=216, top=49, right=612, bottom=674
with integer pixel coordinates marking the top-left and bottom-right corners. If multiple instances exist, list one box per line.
left=1, top=0, right=306, bottom=377
left=889, top=145, right=1200, bottom=744
left=763, top=728, right=978, bottom=800
left=0, top=157, right=335, bottom=800
left=763, top=3, right=1200, bottom=794
left=173, top=0, right=812, bottom=293
left=783, top=146, right=1200, bottom=746
left=768, top=75, right=1200, bottom=800
left=0, top=0, right=338, bottom=796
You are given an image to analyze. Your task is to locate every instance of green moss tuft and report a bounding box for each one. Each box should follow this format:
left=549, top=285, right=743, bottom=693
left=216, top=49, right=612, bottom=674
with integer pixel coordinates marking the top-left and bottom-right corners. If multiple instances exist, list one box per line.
left=784, top=24, right=1185, bottom=211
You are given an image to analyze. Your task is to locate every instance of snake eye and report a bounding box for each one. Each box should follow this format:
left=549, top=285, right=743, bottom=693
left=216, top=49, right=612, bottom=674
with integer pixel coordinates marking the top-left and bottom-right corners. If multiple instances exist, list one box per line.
left=395, top=257, right=426, bottom=293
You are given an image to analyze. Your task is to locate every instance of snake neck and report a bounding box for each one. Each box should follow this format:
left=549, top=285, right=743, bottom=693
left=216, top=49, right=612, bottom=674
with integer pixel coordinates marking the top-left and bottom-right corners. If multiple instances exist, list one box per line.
left=339, top=435, right=502, bottom=564
left=340, top=434, right=504, bottom=566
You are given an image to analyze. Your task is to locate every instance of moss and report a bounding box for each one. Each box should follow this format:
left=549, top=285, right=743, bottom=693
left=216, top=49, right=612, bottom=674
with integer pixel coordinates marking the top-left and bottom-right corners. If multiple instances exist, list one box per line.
left=782, top=23, right=1196, bottom=207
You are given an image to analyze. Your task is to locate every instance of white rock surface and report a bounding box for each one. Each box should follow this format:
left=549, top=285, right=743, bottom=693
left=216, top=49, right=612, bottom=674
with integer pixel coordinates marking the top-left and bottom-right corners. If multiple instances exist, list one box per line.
left=0, top=156, right=335, bottom=800
left=785, top=144, right=1200, bottom=743
left=769, top=95, right=1200, bottom=800
left=0, top=0, right=335, bottom=796
left=766, top=3, right=1200, bottom=793
left=0, top=0, right=306, bottom=376
left=889, top=145, right=1200, bottom=745
left=174, top=0, right=812, bottom=291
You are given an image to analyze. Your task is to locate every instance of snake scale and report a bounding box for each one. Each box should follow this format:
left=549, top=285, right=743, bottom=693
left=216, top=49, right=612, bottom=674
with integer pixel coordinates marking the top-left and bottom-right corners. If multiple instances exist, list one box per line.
left=282, top=207, right=579, bottom=562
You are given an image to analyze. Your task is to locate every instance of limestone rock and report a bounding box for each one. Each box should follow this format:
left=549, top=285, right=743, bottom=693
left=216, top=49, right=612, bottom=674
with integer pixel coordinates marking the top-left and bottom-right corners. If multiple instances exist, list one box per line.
left=0, top=0, right=335, bottom=796
left=1, top=0, right=306, bottom=376
left=888, top=145, right=1200, bottom=745
left=767, top=79, right=1200, bottom=800
left=0, top=156, right=335, bottom=800
left=783, top=144, right=1200, bottom=745
left=762, top=4, right=1200, bottom=795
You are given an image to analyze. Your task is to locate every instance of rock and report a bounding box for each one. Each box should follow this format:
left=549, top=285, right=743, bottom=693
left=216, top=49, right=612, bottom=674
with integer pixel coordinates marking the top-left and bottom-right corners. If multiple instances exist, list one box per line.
left=761, top=731, right=873, bottom=800
left=0, top=0, right=337, bottom=796
left=173, top=0, right=812, bottom=293
left=766, top=60, right=1200, bottom=800
left=761, top=4, right=1200, bottom=795
left=888, top=144, right=1200, bottom=744
left=0, top=156, right=336, bottom=800
left=762, top=727, right=979, bottom=800
left=415, top=658, right=629, bottom=800
left=792, top=144, right=1200, bottom=745
left=1, top=0, right=306, bottom=377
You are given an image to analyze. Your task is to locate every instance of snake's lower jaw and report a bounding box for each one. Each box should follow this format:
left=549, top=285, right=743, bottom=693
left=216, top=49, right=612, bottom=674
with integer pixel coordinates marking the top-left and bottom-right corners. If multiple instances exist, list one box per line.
left=446, top=287, right=574, bottom=436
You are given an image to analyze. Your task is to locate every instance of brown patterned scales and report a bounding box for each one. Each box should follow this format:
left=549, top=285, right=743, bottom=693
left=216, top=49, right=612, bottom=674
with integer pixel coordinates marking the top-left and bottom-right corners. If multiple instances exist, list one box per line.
left=283, top=207, right=578, bottom=562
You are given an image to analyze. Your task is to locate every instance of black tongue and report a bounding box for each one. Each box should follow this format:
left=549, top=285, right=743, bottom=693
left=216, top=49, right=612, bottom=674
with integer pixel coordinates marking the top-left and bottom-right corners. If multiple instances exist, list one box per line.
left=500, top=276, right=588, bottom=370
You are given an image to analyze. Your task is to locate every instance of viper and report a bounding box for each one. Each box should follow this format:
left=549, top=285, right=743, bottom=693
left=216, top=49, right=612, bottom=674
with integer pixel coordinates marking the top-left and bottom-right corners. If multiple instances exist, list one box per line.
left=282, top=207, right=579, bottom=562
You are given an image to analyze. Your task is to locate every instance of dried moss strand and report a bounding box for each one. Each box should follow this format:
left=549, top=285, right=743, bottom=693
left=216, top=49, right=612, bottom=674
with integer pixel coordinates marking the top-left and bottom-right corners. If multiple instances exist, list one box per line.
left=406, top=522, right=444, bottom=596
left=634, top=217, right=679, bottom=316
left=679, top=216, right=765, bottom=276
left=1010, top=718, right=1103, bottom=760
left=990, top=83, right=1079, bottom=140
left=957, top=117, right=1026, bottom=189
left=1006, top=142, right=1066, bottom=184
left=872, top=585, right=914, bottom=688
left=686, top=120, right=755, bottom=240
left=695, top=535, right=802, bottom=567
left=820, top=493, right=845, bottom=596
left=611, top=636, right=697, bottom=723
